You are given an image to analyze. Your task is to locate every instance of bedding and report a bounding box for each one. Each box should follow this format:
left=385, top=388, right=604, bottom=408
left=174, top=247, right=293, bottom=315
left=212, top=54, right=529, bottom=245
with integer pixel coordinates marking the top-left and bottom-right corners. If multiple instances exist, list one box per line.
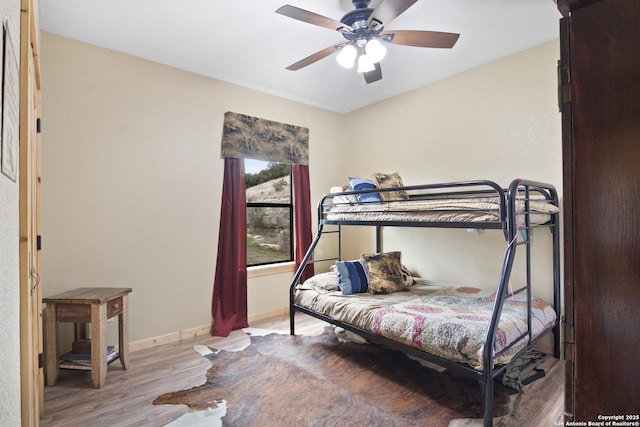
left=361, top=251, right=409, bottom=295
left=335, top=260, right=369, bottom=295
left=324, top=197, right=558, bottom=225
left=347, top=177, right=380, bottom=204
left=371, top=172, right=409, bottom=202
left=295, top=273, right=556, bottom=370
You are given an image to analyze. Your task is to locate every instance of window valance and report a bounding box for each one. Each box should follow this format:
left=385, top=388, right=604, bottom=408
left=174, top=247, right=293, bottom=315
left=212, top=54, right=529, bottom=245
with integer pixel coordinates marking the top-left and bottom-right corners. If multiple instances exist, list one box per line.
left=220, top=111, right=309, bottom=165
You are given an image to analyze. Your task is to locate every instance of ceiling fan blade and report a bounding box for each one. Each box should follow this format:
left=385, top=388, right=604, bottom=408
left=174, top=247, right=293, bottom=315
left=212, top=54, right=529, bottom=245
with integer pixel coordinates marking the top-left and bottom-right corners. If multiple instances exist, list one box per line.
left=276, top=5, right=353, bottom=32
left=366, top=0, right=418, bottom=30
left=286, top=42, right=346, bottom=71
left=363, top=62, right=382, bottom=84
left=382, top=30, right=460, bottom=48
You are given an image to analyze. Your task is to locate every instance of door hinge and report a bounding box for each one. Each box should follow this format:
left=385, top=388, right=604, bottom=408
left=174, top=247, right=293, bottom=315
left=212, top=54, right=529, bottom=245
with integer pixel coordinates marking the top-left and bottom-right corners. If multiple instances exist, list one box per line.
left=37, top=235, right=42, bottom=251
left=563, top=316, right=574, bottom=363
left=38, top=352, right=44, bottom=369
left=36, top=117, right=42, bottom=133
left=557, top=60, right=572, bottom=111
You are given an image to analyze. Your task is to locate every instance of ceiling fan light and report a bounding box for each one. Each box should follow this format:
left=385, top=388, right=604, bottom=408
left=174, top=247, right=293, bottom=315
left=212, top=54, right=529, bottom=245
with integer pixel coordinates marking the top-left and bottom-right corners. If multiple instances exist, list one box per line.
left=336, top=44, right=357, bottom=69
left=357, top=54, right=375, bottom=73
left=365, top=39, right=386, bottom=63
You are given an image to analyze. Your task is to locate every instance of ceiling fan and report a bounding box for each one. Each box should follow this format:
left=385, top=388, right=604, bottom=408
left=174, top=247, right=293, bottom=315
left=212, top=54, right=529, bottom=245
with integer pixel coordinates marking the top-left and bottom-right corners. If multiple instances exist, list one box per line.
left=276, top=0, right=460, bottom=84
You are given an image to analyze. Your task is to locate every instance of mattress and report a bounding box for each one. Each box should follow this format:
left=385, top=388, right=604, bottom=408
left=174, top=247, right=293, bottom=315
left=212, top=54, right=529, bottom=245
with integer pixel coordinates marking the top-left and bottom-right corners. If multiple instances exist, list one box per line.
left=295, top=272, right=557, bottom=369
left=323, top=197, right=558, bottom=225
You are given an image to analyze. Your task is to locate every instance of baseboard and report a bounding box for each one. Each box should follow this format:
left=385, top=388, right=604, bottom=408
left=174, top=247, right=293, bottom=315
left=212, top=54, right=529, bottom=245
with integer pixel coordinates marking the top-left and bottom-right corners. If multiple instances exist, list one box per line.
left=129, top=307, right=290, bottom=352
left=129, top=324, right=212, bottom=352
left=247, top=306, right=289, bottom=323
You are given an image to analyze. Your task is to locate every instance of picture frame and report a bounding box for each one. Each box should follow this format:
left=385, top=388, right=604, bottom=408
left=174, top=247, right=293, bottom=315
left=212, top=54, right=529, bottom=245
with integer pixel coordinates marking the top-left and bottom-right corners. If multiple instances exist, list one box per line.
left=1, top=22, right=19, bottom=182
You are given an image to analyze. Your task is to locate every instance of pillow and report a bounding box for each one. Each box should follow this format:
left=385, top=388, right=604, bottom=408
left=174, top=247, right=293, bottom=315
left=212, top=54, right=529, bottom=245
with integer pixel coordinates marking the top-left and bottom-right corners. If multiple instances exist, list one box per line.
left=371, top=172, right=409, bottom=202
left=329, top=186, right=359, bottom=205
left=302, top=271, right=340, bottom=292
left=361, top=251, right=408, bottom=294
left=335, top=260, right=369, bottom=295
left=348, top=177, right=381, bottom=204
left=401, top=264, right=417, bottom=286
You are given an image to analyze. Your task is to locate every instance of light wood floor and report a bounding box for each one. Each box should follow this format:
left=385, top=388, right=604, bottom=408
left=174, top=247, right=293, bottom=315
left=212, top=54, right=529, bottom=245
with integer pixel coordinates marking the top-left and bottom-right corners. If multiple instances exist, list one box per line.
left=40, top=313, right=564, bottom=427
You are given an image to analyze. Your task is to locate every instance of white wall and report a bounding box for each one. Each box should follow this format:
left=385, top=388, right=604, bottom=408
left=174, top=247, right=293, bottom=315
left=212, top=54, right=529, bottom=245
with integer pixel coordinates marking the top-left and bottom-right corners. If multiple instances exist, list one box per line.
left=0, top=1, right=23, bottom=424
left=40, top=33, right=562, bottom=347
left=342, top=41, right=562, bottom=303
left=40, top=33, right=345, bottom=345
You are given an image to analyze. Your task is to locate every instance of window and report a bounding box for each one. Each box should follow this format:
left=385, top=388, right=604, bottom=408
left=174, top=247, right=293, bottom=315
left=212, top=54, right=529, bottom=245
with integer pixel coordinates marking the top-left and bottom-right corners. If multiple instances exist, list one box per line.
left=245, top=159, right=293, bottom=267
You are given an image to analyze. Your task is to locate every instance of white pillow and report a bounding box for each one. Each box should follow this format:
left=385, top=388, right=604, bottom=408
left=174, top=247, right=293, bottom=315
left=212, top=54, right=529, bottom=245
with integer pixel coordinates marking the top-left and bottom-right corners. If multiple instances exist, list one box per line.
left=302, top=271, right=339, bottom=292
left=329, top=186, right=358, bottom=204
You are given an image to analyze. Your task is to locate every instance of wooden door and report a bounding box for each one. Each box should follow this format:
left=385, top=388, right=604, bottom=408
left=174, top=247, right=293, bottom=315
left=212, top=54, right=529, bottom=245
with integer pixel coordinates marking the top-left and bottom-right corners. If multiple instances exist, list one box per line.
left=558, top=0, right=640, bottom=420
left=19, top=0, right=43, bottom=423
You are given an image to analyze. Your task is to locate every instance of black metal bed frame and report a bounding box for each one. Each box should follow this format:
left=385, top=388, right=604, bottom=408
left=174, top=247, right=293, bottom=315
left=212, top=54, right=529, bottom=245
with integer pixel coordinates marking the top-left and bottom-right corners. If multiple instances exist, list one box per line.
left=288, top=179, right=561, bottom=427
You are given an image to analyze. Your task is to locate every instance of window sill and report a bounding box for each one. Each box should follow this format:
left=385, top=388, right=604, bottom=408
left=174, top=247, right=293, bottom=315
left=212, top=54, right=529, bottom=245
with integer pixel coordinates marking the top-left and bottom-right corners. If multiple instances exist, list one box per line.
left=247, top=262, right=296, bottom=278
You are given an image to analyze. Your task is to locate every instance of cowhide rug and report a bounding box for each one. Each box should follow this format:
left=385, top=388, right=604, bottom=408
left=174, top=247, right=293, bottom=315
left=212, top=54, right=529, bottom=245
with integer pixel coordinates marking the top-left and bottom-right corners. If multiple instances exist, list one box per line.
left=153, top=327, right=513, bottom=426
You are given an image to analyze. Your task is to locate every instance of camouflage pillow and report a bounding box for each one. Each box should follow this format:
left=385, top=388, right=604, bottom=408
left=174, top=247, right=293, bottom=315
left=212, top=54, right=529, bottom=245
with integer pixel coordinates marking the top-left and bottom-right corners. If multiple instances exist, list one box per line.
left=361, top=251, right=409, bottom=295
left=372, top=172, right=409, bottom=202
left=401, top=264, right=417, bottom=286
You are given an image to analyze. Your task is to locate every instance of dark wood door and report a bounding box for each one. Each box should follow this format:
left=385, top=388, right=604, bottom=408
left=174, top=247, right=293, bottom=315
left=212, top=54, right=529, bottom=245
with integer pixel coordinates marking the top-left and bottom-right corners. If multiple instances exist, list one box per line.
left=559, top=0, right=640, bottom=420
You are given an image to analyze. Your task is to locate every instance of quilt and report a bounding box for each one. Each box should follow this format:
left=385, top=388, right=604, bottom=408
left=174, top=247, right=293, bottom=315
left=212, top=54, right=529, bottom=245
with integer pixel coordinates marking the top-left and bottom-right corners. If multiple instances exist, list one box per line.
left=295, top=275, right=556, bottom=369
left=371, top=286, right=556, bottom=369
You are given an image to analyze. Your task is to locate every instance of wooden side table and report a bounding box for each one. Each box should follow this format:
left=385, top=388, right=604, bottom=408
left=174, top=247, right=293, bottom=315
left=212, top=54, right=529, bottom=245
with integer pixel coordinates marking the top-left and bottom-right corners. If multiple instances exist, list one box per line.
left=43, top=287, right=132, bottom=388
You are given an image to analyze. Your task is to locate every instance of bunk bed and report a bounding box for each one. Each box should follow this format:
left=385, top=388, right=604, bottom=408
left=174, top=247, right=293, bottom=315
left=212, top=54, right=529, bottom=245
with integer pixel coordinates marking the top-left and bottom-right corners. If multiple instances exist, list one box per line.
left=288, top=178, right=561, bottom=426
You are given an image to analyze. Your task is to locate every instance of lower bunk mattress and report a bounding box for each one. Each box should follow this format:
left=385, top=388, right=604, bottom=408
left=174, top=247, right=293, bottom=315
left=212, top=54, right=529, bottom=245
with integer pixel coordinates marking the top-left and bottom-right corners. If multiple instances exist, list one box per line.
left=295, top=272, right=557, bottom=370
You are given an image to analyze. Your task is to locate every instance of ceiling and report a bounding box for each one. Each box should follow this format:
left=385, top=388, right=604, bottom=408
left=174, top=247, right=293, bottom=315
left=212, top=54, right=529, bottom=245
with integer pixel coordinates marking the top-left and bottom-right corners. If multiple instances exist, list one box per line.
left=39, top=0, right=561, bottom=114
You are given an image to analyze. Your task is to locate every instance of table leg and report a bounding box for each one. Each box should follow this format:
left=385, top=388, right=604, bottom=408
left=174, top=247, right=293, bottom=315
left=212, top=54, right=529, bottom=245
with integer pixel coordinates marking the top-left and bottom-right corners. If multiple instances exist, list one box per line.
left=45, top=304, right=59, bottom=386
left=74, top=322, right=88, bottom=341
left=90, top=303, right=108, bottom=388
left=118, top=294, right=129, bottom=370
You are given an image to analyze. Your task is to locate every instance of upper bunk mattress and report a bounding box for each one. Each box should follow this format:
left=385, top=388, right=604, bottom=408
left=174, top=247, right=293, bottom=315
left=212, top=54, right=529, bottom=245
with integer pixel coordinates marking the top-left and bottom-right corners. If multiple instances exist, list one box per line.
left=295, top=272, right=557, bottom=369
left=323, top=197, right=558, bottom=225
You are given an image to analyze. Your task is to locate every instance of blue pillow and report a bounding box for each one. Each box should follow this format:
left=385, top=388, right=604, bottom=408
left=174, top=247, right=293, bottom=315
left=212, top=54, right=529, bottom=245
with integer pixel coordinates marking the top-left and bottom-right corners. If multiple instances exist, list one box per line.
left=335, top=260, right=369, bottom=295
left=348, top=177, right=381, bottom=204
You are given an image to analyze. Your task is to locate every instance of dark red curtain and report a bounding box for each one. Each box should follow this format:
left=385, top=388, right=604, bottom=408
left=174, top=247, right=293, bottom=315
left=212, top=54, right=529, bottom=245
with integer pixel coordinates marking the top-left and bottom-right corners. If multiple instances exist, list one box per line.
left=210, top=157, right=249, bottom=337
left=292, top=165, right=315, bottom=282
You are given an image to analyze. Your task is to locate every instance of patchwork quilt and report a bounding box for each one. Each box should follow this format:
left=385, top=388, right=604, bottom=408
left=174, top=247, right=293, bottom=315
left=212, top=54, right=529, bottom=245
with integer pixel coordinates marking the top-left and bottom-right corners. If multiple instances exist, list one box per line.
left=371, top=286, right=556, bottom=369
left=295, top=275, right=556, bottom=369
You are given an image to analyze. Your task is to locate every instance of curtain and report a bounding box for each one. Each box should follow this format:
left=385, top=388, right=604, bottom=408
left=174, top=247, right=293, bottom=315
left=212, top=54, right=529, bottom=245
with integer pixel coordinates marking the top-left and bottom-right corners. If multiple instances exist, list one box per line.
left=213, top=112, right=311, bottom=337
left=210, top=157, right=249, bottom=337
left=293, top=164, right=315, bottom=282
left=221, top=112, right=309, bottom=165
